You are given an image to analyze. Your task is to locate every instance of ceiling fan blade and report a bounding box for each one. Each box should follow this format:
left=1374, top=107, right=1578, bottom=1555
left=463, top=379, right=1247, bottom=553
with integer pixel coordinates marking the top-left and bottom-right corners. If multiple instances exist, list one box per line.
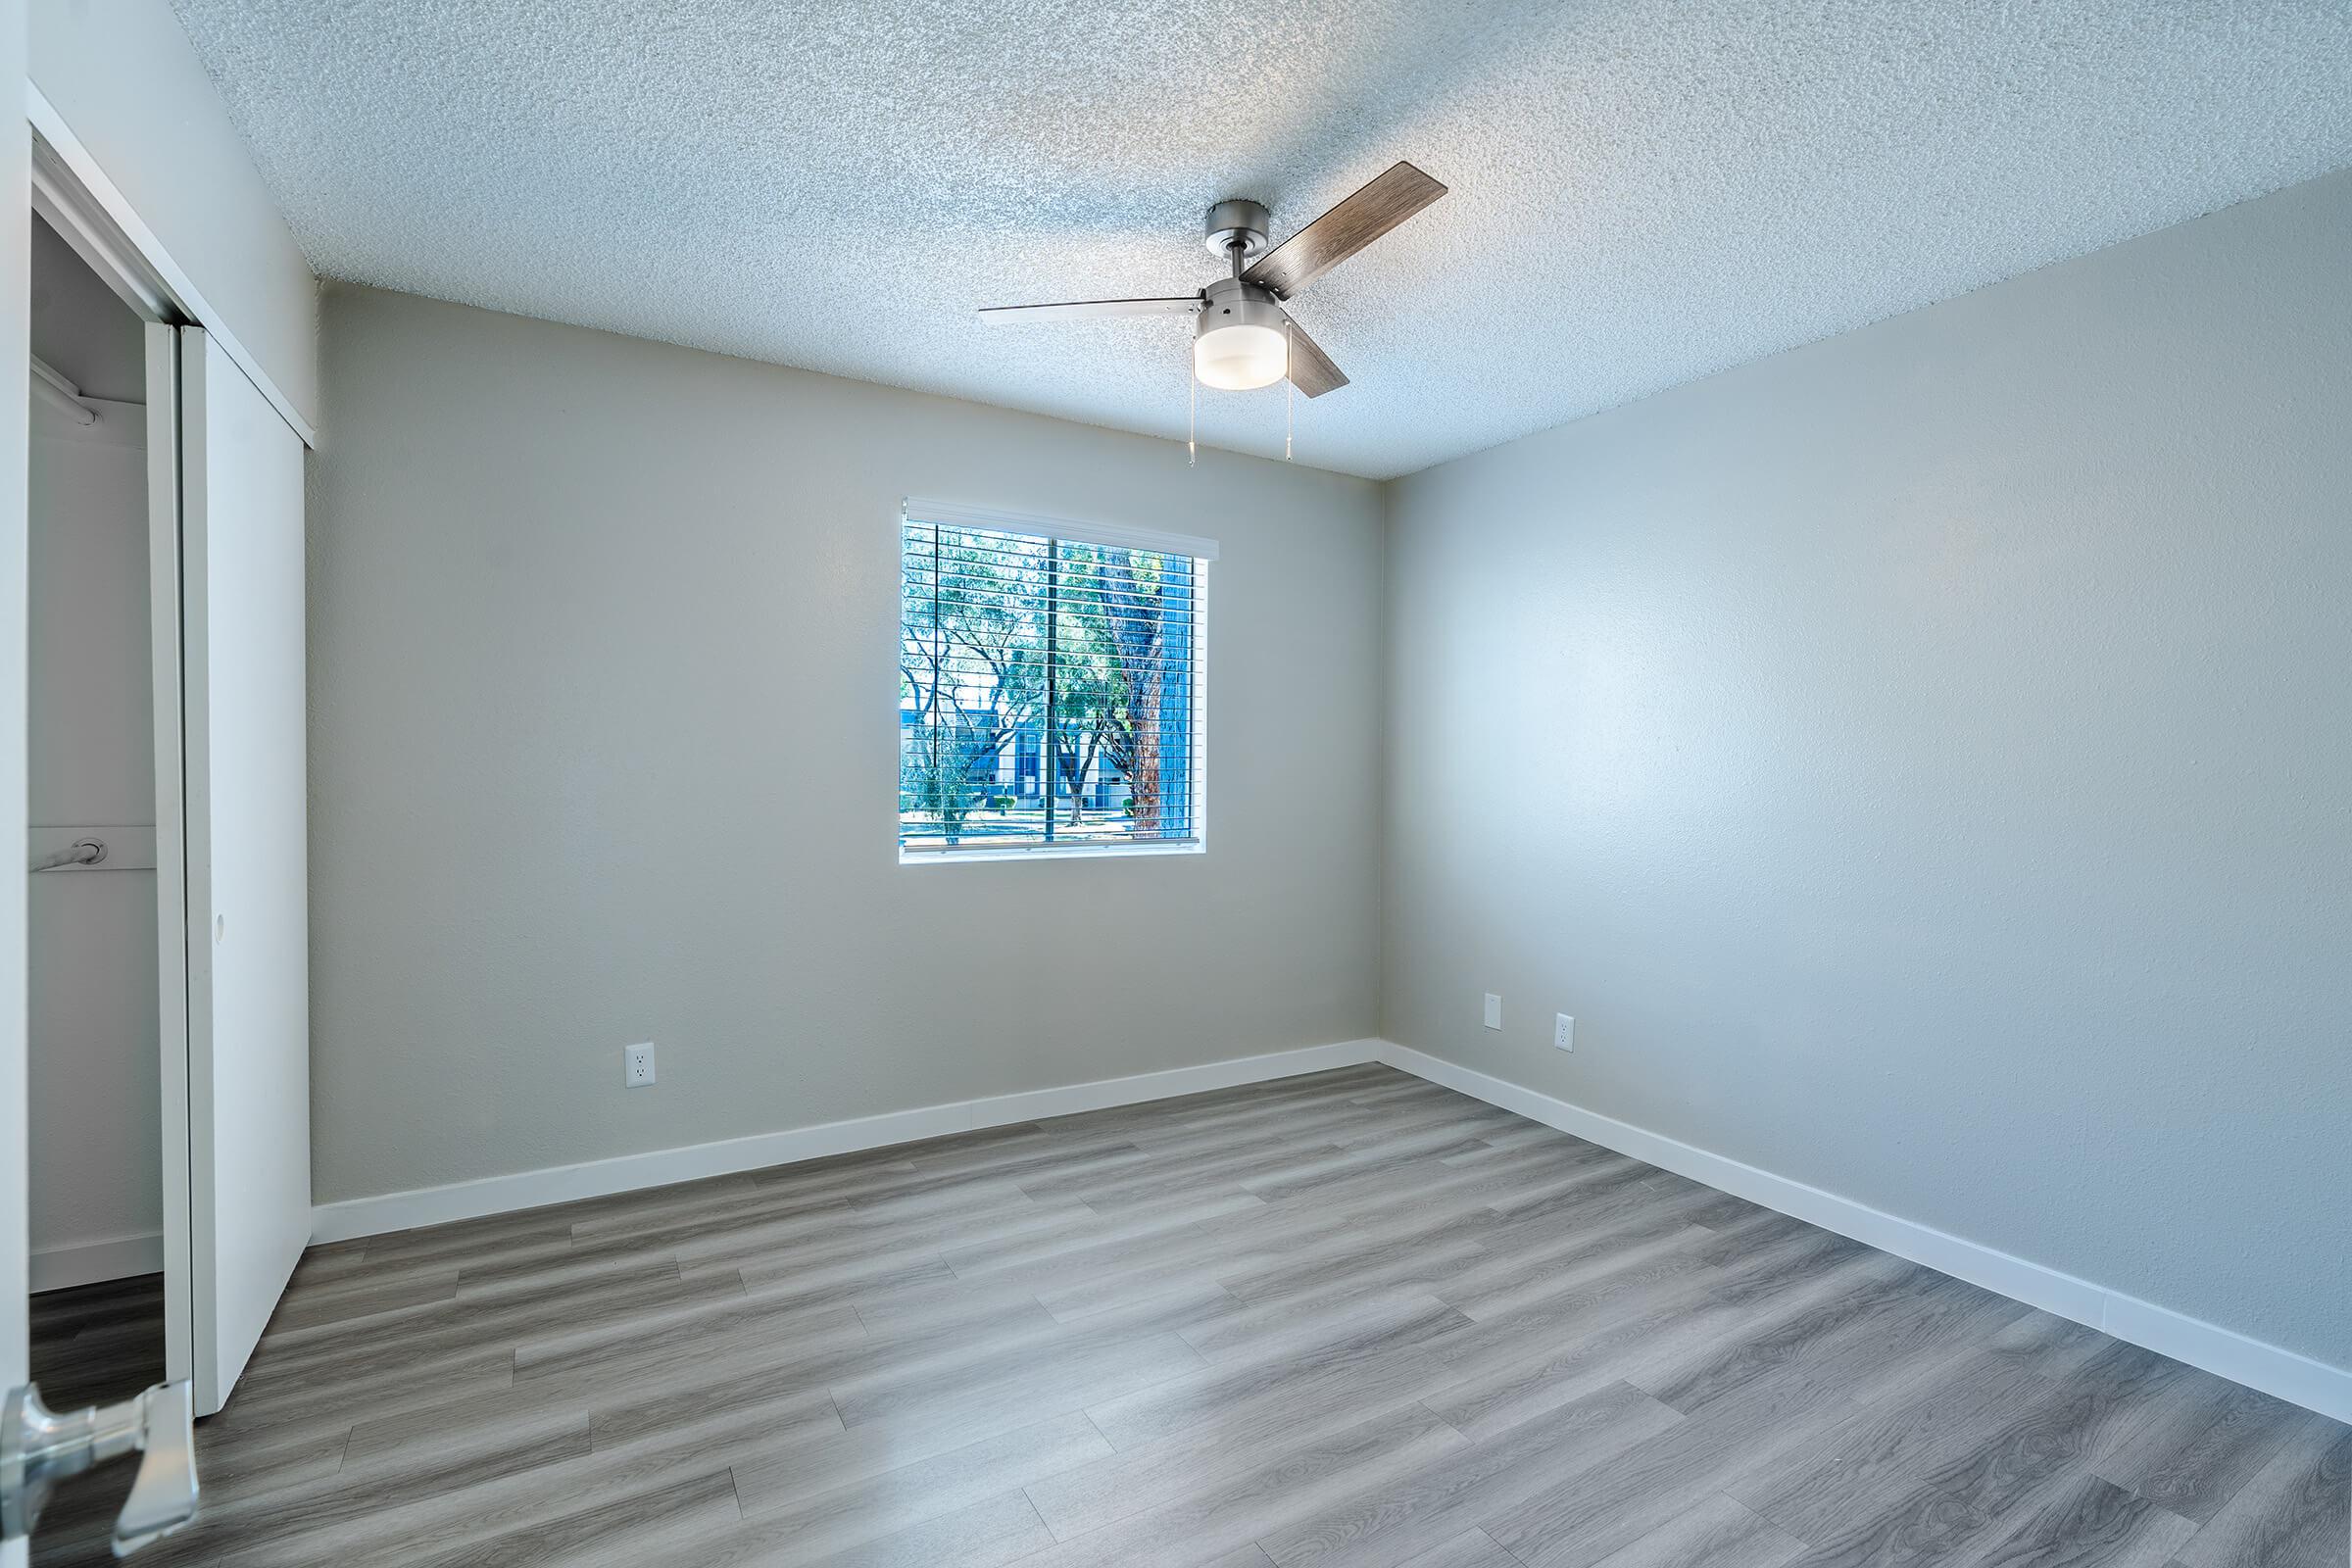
left=1284, top=318, right=1348, bottom=398
left=1244, top=161, right=1447, bottom=299
left=978, top=296, right=1201, bottom=322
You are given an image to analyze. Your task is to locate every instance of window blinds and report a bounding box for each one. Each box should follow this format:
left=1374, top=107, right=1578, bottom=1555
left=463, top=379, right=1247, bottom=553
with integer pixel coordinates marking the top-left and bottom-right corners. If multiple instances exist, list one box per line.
left=899, top=507, right=1207, bottom=856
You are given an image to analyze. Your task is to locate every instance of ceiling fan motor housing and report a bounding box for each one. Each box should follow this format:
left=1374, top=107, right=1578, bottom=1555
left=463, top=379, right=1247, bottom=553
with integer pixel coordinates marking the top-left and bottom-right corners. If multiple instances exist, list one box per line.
left=1198, top=277, right=1287, bottom=338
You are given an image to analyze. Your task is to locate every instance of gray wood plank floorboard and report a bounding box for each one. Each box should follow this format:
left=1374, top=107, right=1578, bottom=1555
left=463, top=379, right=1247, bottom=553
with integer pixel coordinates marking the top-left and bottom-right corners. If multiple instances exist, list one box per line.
left=24, top=1066, right=2345, bottom=1567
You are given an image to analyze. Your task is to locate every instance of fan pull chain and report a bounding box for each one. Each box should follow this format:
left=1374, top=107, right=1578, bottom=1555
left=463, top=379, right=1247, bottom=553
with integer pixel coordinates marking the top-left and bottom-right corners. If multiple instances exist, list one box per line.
left=1187, top=372, right=1198, bottom=467
left=1285, top=321, right=1295, bottom=462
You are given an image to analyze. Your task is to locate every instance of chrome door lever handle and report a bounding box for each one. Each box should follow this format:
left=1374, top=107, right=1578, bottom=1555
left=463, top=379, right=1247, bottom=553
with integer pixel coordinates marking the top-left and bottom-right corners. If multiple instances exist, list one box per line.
left=1, top=1379, right=201, bottom=1555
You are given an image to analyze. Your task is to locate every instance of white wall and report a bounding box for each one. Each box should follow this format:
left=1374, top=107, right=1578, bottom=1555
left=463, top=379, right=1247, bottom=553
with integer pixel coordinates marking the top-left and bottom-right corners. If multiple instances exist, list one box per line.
left=1382, top=169, right=2352, bottom=1373
left=29, top=0, right=317, bottom=435
left=26, top=389, right=158, bottom=1288
left=306, top=285, right=1385, bottom=1206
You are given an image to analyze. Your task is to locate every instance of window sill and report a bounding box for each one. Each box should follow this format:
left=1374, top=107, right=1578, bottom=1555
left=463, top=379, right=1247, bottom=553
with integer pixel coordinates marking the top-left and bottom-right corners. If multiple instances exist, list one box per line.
left=898, top=840, right=1205, bottom=866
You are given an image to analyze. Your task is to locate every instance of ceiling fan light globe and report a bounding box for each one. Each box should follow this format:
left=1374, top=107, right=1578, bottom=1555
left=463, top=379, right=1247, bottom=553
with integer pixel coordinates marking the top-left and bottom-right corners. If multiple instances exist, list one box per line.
left=1193, top=322, right=1289, bottom=390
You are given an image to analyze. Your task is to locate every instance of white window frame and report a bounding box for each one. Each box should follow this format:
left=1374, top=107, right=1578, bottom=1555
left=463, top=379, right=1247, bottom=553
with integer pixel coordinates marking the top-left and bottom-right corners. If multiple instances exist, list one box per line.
left=898, top=500, right=1213, bottom=864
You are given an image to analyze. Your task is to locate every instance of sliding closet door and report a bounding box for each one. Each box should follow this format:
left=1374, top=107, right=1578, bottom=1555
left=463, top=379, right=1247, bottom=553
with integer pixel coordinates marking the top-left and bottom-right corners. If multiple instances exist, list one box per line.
left=170, top=325, right=309, bottom=1414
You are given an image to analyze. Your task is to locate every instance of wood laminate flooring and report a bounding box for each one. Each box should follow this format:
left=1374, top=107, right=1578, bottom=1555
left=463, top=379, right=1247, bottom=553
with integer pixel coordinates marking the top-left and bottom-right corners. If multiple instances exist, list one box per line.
left=27, top=1065, right=2349, bottom=1567
left=27, top=1272, right=168, bottom=1566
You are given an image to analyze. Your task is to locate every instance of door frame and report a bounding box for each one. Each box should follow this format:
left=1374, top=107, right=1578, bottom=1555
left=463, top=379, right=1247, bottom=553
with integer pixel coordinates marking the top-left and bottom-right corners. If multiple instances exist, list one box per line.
left=25, top=113, right=198, bottom=1399
left=3, top=10, right=28, bottom=1563
left=142, top=325, right=192, bottom=1396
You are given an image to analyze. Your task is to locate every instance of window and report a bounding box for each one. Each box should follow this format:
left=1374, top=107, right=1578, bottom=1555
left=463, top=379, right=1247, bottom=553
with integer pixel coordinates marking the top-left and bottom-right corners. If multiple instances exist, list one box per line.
left=899, top=502, right=1211, bottom=858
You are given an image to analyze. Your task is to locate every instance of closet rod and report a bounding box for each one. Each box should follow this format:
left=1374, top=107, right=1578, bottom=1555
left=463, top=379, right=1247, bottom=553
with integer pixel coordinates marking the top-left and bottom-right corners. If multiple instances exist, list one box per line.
left=30, top=355, right=98, bottom=425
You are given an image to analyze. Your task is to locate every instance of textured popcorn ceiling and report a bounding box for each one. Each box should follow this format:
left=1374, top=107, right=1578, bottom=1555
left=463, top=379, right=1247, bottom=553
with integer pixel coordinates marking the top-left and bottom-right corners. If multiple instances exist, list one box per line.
left=171, top=1, right=2352, bottom=479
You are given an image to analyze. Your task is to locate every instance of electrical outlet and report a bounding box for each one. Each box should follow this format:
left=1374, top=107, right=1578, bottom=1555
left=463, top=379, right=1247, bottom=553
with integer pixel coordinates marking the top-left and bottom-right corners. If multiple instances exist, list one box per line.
left=624, top=1043, right=657, bottom=1088
left=1554, top=1013, right=1575, bottom=1052
left=1482, top=994, right=1502, bottom=1031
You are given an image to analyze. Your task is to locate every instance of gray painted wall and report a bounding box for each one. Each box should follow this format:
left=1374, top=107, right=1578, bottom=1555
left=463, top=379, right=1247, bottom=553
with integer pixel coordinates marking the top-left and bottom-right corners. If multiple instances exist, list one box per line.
left=1382, top=170, right=2352, bottom=1368
left=28, top=394, right=158, bottom=1276
left=30, top=216, right=142, bottom=401
left=27, top=213, right=157, bottom=1280
left=307, top=286, right=1383, bottom=1205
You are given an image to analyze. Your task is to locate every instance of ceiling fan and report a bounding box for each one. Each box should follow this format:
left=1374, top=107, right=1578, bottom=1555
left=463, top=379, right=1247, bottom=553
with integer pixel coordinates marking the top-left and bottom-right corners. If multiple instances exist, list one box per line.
left=979, top=161, right=1448, bottom=398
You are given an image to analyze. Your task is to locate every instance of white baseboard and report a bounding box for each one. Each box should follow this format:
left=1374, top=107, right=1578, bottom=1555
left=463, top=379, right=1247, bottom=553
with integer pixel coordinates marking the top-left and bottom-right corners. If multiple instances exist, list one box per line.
left=310, top=1037, right=1385, bottom=1246
left=31, top=1232, right=165, bottom=1293
left=304, top=1030, right=2347, bottom=1424
left=1375, top=1040, right=2352, bottom=1426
